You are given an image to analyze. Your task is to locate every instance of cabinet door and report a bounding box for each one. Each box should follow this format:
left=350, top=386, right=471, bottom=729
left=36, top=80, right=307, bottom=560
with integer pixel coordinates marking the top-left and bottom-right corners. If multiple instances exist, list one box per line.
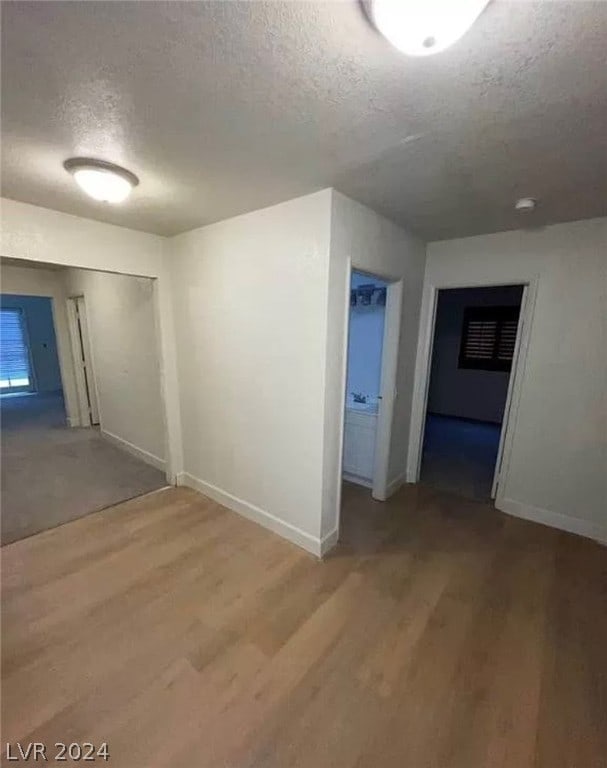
left=343, top=414, right=376, bottom=481
left=342, top=420, right=356, bottom=474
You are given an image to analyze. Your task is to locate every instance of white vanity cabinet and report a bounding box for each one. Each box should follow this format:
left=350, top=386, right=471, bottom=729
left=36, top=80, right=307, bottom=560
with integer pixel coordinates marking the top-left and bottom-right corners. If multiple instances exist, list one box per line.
left=342, top=407, right=377, bottom=487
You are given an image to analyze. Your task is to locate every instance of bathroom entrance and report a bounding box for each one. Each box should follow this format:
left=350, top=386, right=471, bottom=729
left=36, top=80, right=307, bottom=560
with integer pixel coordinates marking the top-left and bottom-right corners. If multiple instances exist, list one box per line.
left=342, top=270, right=391, bottom=495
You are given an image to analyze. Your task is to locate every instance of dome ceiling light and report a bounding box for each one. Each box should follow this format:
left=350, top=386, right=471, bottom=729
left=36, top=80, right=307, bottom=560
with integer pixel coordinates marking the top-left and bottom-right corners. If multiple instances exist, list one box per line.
left=64, top=158, right=139, bottom=203
left=514, top=197, right=537, bottom=212
left=367, top=0, right=492, bottom=57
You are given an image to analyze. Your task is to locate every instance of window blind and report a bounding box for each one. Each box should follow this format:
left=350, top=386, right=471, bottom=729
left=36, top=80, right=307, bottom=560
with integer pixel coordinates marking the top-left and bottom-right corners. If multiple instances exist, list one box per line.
left=458, top=306, right=520, bottom=372
left=0, top=308, right=32, bottom=391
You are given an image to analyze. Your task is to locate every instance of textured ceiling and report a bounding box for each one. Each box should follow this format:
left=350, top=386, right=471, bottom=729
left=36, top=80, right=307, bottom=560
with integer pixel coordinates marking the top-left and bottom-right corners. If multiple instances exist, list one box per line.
left=2, top=1, right=606, bottom=240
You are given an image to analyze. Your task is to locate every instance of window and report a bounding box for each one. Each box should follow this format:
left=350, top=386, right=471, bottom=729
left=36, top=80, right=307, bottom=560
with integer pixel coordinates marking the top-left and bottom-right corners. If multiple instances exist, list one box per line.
left=458, top=305, right=520, bottom=372
left=0, top=308, right=33, bottom=392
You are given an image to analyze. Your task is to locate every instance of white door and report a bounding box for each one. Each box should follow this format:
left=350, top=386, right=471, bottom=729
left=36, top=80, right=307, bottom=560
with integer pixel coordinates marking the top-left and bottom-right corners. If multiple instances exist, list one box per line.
left=372, top=280, right=403, bottom=501
left=67, top=296, right=99, bottom=426
left=490, top=285, right=528, bottom=498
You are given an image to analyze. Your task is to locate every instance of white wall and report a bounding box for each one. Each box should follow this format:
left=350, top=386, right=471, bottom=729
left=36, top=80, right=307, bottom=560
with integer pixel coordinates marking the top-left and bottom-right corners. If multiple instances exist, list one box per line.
left=427, top=285, right=523, bottom=423
left=322, top=191, right=427, bottom=540
left=412, top=217, right=607, bottom=543
left=171, top=190, right=425, bottom=553
left=1, top=198, right=165, bottom=276
left=3, top=198, right=604, bottom=551
left=0, top=263, right=79, bottom=423
left=1, top=198, right=181, bottom=480
left=170, top=190, right=333, bottom=552
left=1, top=294, right=63, bottom=393
left=65, top=269, right=166, bottom=467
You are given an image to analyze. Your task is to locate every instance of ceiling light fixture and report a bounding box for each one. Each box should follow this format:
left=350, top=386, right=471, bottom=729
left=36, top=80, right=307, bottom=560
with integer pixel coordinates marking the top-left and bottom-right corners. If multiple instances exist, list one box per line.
left=367, top=0, right=491, bottom=57
left=514, top=197, right=536, bottom=212
left=64, top=158, right=139, bottom=203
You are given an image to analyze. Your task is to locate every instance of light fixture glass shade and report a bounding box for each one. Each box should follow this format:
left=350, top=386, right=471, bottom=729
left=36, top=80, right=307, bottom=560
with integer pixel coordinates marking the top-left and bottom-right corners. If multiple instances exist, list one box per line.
left=370, top=0, right=491, bottom=56
left=64, top=158, right=138, bottom=203
left=515, top=197, right=536, bottom=212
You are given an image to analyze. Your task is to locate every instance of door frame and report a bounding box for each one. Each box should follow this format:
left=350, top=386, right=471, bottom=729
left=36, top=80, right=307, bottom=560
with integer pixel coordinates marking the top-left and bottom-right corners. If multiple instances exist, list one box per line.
left=66, top=295, right=100, bottom=427
left=372, top=276, right=403, bottom=500
left=490, top=285, right=528, bottom=498
left=407, top=276, right=538, bottom=504
left=0, top=235, right=181, bottom=485
left=339, top=264, right=403, bottom=502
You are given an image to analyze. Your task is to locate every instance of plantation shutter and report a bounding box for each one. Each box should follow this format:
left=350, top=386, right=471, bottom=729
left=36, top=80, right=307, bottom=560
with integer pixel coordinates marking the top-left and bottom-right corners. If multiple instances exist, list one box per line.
left=459, top=306, right=520, bottom=372
left=497, top=318, right=519, bottom=362
left=462, top=317, right=498, bottom=361
left=0, top=308, right=32, bottom=390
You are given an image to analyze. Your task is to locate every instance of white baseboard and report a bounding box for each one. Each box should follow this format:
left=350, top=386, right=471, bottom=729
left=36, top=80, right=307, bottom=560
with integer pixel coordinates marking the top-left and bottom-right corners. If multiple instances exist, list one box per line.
left=386, top=472, right=406, bottom=498
left=343, top=472, right=405, bottom=498
left=406, top=469, right=417, bottom=484
left=497, top=497, right=607, bottom=546
left=177, top=472, right=324, bottom=557
left=320, top=527, right=339, bottom=557
left=342, top=471, right=372, bottom=488
left=101, top=429, right=166, bottom=473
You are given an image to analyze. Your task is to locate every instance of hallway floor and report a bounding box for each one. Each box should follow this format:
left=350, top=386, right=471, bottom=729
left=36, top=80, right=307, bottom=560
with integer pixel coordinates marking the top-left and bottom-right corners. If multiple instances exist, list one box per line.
left=1, top=393, right=167, bottom=544
left=3, top=482, right=605, bottom=767
left=420, top=414, right=501, bottom=500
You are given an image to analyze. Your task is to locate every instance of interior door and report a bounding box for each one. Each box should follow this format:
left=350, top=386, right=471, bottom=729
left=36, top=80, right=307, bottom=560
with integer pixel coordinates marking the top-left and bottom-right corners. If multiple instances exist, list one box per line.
left=372, top=279, right=403, bottom=501
left=75, top=296, right=99, bottom=425
left=67, top=296, right=99, bottom=426
left=491, top=285, right=528, bottom=498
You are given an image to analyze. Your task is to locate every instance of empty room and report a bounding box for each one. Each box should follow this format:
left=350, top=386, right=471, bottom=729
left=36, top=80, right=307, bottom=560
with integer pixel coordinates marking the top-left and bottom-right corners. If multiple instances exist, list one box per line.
left=0, top=258, right=168, bottom=544
left=1, top=2, right=605, bottom=767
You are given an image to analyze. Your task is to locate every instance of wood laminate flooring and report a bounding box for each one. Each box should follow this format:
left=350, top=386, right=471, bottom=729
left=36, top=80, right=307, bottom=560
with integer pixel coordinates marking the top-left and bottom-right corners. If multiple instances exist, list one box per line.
left=2, top=483, right=606, bottom=767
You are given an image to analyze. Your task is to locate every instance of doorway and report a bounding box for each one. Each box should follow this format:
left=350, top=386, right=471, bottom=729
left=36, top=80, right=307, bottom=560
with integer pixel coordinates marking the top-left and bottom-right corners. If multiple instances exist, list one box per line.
left=419, top=285, right=524, bottom=500
left=0, top=257, right=169, bottom=544
left=341, top=269, right=401, bottom=501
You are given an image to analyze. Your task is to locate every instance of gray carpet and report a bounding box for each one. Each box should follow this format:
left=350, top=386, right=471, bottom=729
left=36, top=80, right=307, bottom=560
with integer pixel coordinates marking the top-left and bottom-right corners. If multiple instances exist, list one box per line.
left=420, top=414, right=501, bottom=500
left=1, top=393, right=167, bottom=545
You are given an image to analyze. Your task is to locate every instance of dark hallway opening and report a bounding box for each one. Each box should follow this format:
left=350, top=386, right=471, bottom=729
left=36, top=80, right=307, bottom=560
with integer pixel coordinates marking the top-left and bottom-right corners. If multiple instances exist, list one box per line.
left=420, top=285, right=524, bottom=500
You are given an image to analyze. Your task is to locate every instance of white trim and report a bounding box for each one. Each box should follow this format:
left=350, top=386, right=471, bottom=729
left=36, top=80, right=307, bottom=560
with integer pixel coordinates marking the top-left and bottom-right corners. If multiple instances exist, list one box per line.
left=406, top=283, right=439, bottom=482
left=342, top=471, right=373, bottom=489
left=46, top=295, right=79, bottom=428
left=492, top=282, right=538, bottom=505
left=386, top=472, right=406, bottom=497
left=407, top=277, right=538, bottom=499
left=66, top=296, right=92, bottom=427
left=330, top=256, right=354, bottom=559
left=152, top=273, right=183, bottom=485
left=75, top=295, right=101, bottom=425
left=177, top=472, right=323, bottom=557
left=497, top=498, right=607, bottom=546
left=372, top=278, right=403, bottom=501
left=320, top=527, right=339, bottom=557
left=490, top=286, right=527, bottom=498
left=101, top=429, right=166, bottom=472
